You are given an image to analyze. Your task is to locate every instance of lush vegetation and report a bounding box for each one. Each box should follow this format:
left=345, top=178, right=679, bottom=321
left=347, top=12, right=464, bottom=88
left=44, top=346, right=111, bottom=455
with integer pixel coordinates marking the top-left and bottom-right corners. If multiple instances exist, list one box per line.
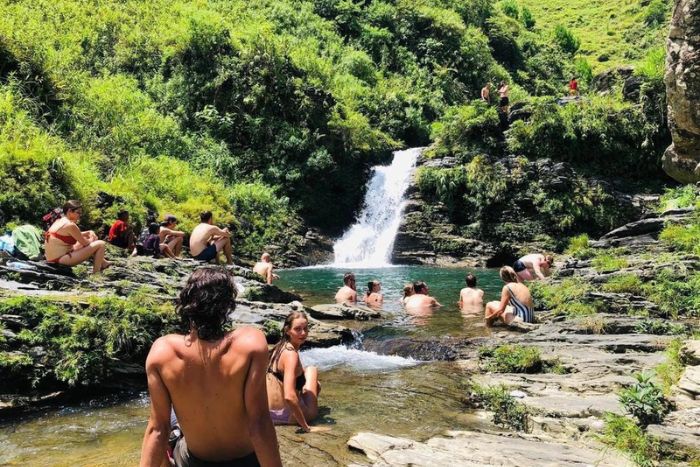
left=478, top=344, right=542, bottom=373
left=619, top=372, right=671, bottom=427
left=0, top=0, right=672, bottom=259
left=0, top=293, right=179, bottom=391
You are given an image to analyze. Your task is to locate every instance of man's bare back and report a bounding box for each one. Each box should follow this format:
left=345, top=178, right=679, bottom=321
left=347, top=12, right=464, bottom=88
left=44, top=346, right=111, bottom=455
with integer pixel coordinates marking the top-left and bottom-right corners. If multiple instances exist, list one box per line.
left=141, top=327, right=281, bottom=466
left=335, top=285, right=357, bottom=304
left=189, top=223, right=220, bottom=257
left=404, top=294, right=439, bottom=309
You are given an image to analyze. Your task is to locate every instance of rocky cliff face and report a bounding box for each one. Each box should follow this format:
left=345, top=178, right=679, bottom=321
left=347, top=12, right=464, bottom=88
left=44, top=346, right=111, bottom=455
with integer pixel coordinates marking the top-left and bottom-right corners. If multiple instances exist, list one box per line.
left=663, top=0, right=700, bottom=183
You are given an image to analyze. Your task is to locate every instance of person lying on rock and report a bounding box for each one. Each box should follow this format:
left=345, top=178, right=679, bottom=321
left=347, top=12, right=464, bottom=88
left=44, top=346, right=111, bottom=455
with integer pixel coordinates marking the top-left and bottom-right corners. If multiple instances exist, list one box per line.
left=107, top=210, right=137, bottom=256
left=253, top=252, right=279, bottom=285
left=458, top=273, right=484, bottom=315
left=334, top=272, right=357, bottom=304
left=189, top=211, right=233, bottom=265
left=364, top=280, right=383, bottom=308
left=140, top=267, right=282, bottom=467
left=159, top=214, right=185, bottom=258
left=485, top=266, right=535, bottom=326
left=404, top=281, right=441, bottom=309
left=45, top=200, right=111, bottom=274
left=266, top=310, right=323, bottom=432
left=512, top=253, right=554, bottom=281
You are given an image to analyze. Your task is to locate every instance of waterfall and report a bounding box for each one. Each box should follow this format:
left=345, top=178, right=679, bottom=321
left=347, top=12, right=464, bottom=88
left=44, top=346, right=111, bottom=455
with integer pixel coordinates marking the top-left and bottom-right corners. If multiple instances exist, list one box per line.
left=332, top=147, right=422, bottom=267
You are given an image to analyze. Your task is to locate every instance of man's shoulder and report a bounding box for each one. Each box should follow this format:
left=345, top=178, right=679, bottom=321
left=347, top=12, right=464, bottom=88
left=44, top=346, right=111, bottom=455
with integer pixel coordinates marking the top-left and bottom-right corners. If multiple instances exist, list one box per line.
left=229, top=327, right=268, bottom=352
left=146, top=335, right=180, bottom=365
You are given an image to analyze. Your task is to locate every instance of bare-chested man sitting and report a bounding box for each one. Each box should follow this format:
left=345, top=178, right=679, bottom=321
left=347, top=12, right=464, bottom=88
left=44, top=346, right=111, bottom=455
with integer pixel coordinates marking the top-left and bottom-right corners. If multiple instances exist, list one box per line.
left=334, top=272, right=357, bottom=304
left=458, top=273, right=484, bottom=315
left=513, top=253, right=554, bottom=281
left=189, top=211, right=233, bottom=265
left=253, top=253, right=279, bottom=285
left=404, top=281, right=441, bottom=309
left=140, top=267, right=282, bottom=467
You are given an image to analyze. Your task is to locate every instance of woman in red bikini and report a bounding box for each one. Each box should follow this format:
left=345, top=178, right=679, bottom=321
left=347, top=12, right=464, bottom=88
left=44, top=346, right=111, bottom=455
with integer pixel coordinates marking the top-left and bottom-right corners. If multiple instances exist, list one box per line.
left=44, top=200, right=111, bottom=273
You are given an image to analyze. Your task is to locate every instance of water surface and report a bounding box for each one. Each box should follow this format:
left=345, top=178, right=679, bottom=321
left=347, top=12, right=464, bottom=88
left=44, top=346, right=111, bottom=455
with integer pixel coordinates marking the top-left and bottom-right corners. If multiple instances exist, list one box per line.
left=1, top=266, right=502, bottom=465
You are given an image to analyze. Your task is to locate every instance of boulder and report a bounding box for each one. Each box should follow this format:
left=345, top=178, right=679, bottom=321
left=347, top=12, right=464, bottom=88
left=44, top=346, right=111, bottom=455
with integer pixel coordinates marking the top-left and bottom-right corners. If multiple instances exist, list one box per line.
left=308, top=304, right=382, bottom=321
left=663, top=0, right=700, bottom=183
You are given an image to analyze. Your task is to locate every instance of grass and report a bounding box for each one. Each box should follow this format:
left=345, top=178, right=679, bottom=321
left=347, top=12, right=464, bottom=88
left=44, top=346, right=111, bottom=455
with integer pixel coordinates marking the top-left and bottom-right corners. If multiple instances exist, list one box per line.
left=601, top=413, right=660, bottom=467
left=592, top=253, right=629, bottom=273
left=565, top=233, right=594, bottom=260
left=654, top=338, right=685, bottom=396
left=635, top=320, right=687, bottom=336
left=517, top=0, right=670, bottom=72
left=478, top=345, right=543, bottom=373
left=469, top=384, right=530, bottom=431
left=530, top=278, right=601, bottom=317
left=602, top=274, right=643, bottom=294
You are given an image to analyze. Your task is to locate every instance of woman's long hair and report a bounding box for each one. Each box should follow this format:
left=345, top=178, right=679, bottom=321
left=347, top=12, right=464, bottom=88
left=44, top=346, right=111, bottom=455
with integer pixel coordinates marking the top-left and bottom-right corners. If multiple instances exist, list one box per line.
left=365, top=280, right=380, bottom=298
left=268, top=310, right=308, bottom=373
left=500, top=266, right=519, bottom=284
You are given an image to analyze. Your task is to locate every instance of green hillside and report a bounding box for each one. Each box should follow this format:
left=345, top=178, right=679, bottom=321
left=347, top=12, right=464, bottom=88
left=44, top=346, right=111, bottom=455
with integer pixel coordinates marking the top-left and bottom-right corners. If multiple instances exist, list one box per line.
left=517, top=0, right=670, bottom=71
left=0, top=0, right=672, bottom=259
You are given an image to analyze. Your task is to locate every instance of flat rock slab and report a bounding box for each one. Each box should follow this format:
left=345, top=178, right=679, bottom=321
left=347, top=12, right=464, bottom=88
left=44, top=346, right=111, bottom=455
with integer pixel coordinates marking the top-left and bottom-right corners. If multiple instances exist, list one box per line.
left=309, top=303, right=382, bottom=321
left=348, top=431, right=632, bottom=466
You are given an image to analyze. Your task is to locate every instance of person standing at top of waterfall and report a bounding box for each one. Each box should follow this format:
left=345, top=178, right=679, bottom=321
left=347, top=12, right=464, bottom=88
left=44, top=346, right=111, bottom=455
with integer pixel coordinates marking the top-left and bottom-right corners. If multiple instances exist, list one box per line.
left=498, top=81, right=510, bottom=114
left=513, top=253, right=554, bottom=281
left=335, top=272, right=357, bottom=304
left=404, top=281, right=441, bottom=309
left=458, top=273, right=484, bottom=314
left=253, top=253, right=279, bottom=285
left=189, top=211, right=233, bottom=265
left=480, top=83, right=491, bottom=103
left=364, top=280, right=383, bottom=308
left=140, top=267, right=282, bottom=467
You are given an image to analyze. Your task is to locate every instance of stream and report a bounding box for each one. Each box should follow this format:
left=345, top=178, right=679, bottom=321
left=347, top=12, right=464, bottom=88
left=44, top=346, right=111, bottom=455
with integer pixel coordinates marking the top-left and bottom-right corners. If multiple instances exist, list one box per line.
left=0, top=266, right=503, bottom=465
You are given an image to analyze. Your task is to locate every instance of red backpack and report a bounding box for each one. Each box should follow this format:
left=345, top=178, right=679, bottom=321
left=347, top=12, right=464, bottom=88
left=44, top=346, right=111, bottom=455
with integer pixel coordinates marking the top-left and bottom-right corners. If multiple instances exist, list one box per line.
left=42, top=208, right=63, bottom=230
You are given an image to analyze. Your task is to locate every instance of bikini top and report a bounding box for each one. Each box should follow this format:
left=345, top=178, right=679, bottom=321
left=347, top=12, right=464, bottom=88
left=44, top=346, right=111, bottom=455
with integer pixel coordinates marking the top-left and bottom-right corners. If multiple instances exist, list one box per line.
left=269, top=344, right=306, bottom=391
left=45, top=230, right=78, bottom=245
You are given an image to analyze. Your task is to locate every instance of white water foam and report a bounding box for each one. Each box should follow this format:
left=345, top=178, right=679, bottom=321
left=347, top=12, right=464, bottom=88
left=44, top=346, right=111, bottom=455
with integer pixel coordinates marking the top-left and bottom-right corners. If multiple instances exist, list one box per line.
left=332, top=147, right=422, bottom=268
left=300, top=346, right=419, bottom=372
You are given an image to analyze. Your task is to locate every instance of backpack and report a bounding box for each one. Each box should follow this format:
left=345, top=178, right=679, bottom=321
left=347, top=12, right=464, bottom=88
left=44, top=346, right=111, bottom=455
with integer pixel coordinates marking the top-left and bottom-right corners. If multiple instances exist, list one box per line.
left=42, top=208, right=63, bottom=230
left=12, top=225, right=44, bottom=260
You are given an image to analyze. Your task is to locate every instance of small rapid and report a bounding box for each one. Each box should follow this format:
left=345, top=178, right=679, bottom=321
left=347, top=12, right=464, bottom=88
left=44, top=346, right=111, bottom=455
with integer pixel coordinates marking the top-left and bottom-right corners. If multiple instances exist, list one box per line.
left=300, top=345, right=420, bottom=372
left=332, top=148, right=422, bottom=268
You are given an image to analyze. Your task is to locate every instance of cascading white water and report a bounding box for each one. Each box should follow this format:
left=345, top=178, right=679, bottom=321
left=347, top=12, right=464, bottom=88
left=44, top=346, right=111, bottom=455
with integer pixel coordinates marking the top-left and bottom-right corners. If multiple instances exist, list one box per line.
left=332, top=147, right=422, bottom=267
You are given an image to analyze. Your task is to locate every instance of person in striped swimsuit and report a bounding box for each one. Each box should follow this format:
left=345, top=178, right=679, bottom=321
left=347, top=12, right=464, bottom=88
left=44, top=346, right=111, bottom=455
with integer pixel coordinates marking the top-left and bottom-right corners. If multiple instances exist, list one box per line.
left=485, top=266, right=535, bottom=326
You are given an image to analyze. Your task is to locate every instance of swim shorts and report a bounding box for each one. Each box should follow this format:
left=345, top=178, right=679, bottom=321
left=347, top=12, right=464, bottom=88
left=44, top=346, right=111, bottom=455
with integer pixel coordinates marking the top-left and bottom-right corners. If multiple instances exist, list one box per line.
left=513, top=260, right=526, bottom=272
left=173, top=436, right=260, bottom=467
left=193, top=243, right=217, bottom=262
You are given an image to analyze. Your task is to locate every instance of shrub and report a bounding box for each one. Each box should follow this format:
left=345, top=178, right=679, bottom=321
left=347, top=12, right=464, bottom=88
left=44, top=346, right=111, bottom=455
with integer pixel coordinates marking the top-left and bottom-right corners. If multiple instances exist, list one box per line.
left=659, top=221, right=700, bottom=256
left=657, top=185, right=699, bottom=212
left=644, top=0, right=668, bottom=27
left=428, top=101, right=502, bottom=159
left=602, top=274, right=643, bottom=294
left=499, top=0, right=519, bottom=19
left=521, top=7, right=535, bottom=30
left=478, top=345, right=542, bottom=373
left=530, top=279, right=601, bottom=317
left=574, top=58, right=593, bottom=85
left=619, top=372, right=671, bottom=427
left=642, top=270, right=700, bottom=318
left=553, top=25, right=580, bottom=55
left=565, top=234, right=593, bottom=259
left=635, top=320, right=687, bottom=336
left=636, top=47, right=666, bottom=82
left=469, top=384, right=529, bottom=431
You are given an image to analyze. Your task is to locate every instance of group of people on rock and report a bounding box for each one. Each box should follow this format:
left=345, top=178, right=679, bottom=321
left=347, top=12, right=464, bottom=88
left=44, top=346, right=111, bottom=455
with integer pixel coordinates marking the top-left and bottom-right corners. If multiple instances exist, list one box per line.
left=141, top=267, right=318, bottom=467
left=333, top=253, right=553, bottom=326
left=44, top=201, right=235, bottom=273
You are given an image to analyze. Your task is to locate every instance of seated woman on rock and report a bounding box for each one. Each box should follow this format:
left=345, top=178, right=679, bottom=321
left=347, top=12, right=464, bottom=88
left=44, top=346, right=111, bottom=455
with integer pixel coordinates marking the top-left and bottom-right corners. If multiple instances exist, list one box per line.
left=44, top=200, right=111, bottom=273
left=267, top=311, right=322, bottom=432
left=364, top=280, right=383, bottom=308
left=484, top=266, right=535, bottom=326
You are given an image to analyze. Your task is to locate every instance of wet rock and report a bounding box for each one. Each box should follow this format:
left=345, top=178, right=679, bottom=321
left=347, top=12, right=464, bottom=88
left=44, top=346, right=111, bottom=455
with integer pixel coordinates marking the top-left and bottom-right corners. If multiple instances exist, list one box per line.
left=362, top=337, right=461, bottom=361
left=241, top=283, right=302, bottom=304
left=592, top=66, right=635, bottom=94
left=309, top=304, right=382, bottom=321
left=348, top=431, right=632, bottom=466
left=663, top=0, right=700, bottom=183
